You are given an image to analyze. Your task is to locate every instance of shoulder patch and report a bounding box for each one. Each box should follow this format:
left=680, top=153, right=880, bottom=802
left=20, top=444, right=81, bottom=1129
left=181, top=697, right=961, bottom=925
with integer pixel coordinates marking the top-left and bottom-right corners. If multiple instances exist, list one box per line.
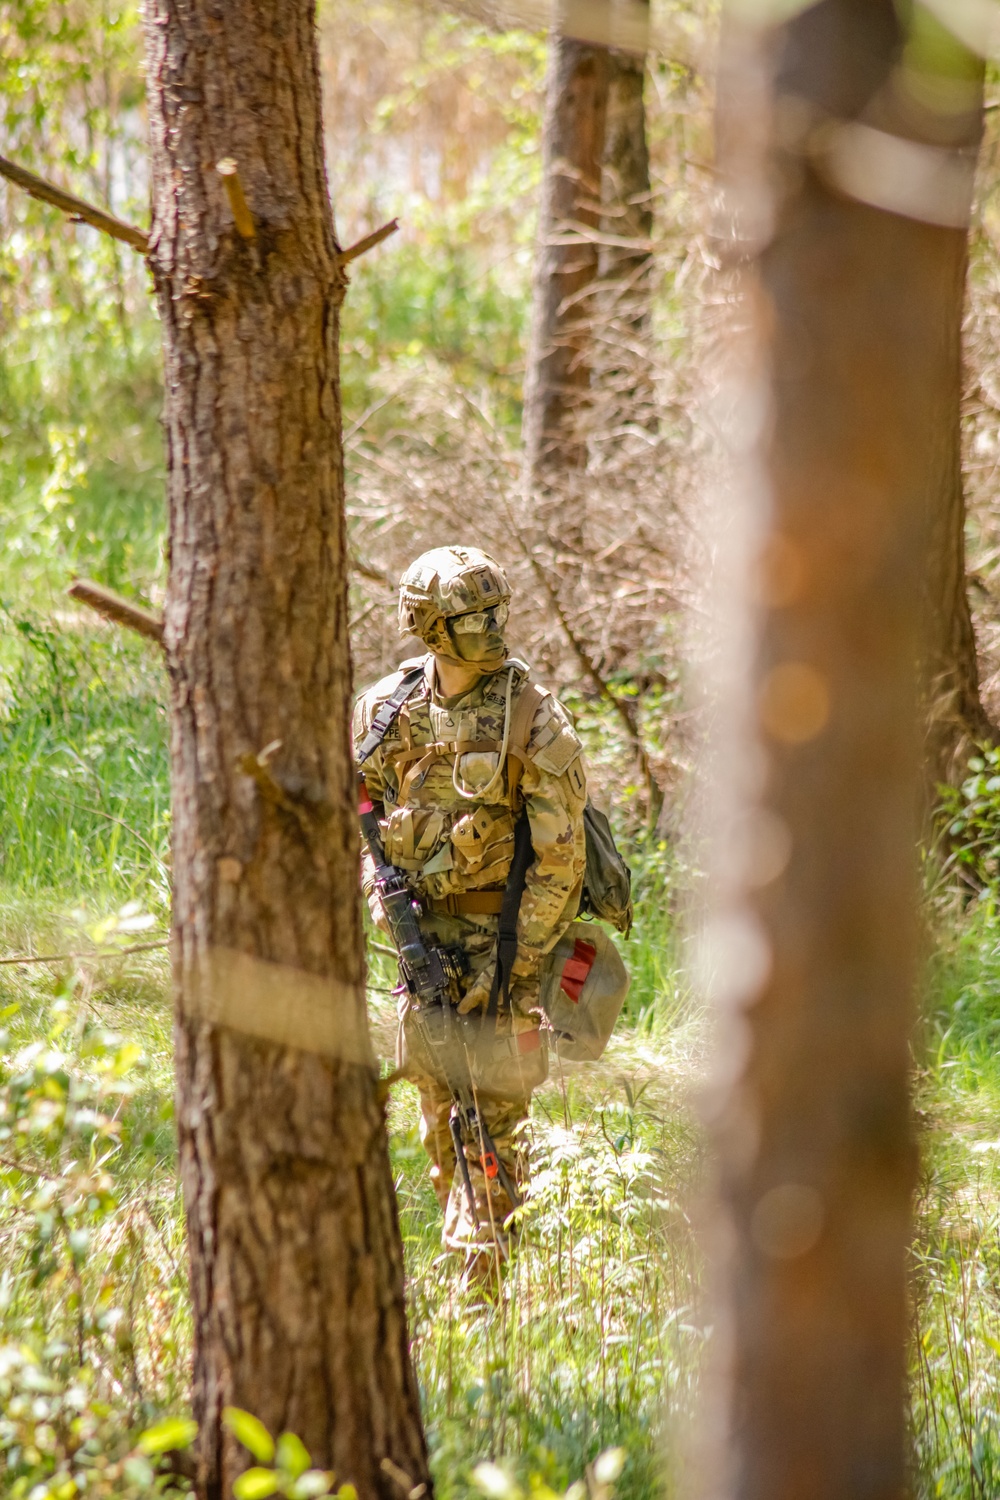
left=532, top=725, right=582, bottom=776
left=526, top=692, right=581, bottom=776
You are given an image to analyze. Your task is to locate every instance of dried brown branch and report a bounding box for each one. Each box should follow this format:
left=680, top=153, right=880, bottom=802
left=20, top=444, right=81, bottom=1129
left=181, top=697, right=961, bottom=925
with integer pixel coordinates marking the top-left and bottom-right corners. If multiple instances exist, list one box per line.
left=67, top=579, right=165, bottom=646
left=519, top=539, right=664, bottom=823
left=216, top=157, right=256, bottom=239
left=352, top=553, right=397, bottom=589
left=0, top=940, right=168, bottom=967
left=0, top=152, right=149, bottom=253
left=338, top=217, right=400, bottom=267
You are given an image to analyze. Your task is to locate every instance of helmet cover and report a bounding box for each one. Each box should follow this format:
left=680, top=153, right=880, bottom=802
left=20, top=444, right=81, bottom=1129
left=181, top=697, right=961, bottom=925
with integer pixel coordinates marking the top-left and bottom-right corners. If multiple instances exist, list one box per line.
left=398, top=546, right=511, bottom=653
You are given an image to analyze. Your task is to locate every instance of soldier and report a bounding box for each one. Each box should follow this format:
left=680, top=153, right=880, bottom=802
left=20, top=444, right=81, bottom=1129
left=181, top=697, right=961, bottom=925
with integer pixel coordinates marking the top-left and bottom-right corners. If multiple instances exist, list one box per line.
left=353, top=545, right=588, bottom=1285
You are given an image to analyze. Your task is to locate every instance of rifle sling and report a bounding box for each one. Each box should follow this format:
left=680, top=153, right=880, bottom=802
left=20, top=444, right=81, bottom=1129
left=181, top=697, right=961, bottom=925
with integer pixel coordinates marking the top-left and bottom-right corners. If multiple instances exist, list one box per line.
left=487, top=808, right=533, bottom=1019
left=355, top=666, right=424, bottom=766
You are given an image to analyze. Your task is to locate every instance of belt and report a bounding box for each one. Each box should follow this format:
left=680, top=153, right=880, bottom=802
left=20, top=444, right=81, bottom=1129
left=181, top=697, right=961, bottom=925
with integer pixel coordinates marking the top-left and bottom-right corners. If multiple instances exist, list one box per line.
left=425, top=891, right=505, bottom=917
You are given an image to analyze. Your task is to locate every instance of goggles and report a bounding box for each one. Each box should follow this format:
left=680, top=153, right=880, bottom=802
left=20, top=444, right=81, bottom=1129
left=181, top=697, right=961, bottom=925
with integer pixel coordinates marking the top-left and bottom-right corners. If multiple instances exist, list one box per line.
left=449, top=602, right=509, bottom=635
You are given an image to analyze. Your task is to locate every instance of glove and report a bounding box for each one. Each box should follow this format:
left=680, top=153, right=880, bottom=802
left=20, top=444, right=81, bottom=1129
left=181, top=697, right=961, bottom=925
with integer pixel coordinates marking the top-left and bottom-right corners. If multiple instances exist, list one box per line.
left=366, top=885, right=391, bottom=934
left=457, top=960, right=494, bottom=1016
left=457, top=965, right=541, bottom=1019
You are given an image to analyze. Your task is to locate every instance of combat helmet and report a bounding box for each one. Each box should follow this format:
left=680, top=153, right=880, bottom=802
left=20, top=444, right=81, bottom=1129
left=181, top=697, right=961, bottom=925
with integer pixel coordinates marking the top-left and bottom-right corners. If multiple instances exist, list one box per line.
left=398, top=545, right=511, bottom=665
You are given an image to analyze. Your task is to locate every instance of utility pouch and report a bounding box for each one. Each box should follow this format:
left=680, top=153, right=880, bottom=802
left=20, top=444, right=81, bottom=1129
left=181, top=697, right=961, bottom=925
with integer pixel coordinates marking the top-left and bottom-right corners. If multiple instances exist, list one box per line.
left=538, top=920, right=630, bottom=1062
left=382, top=806, right=447, bottom=871
left=398, top=1003, right=549, bottom=1101
left=450, top=806, right=515, bottom=875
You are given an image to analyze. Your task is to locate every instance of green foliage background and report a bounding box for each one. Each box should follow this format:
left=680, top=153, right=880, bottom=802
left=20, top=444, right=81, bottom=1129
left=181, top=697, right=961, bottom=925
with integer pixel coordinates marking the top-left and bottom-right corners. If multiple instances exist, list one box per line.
left=2, top=4, right=1000, bottom=1500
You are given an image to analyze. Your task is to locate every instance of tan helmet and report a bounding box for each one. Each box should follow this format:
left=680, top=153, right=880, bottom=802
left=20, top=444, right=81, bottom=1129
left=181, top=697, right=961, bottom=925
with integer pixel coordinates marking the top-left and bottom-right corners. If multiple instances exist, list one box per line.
left=397, top=546, right=511, bottom=655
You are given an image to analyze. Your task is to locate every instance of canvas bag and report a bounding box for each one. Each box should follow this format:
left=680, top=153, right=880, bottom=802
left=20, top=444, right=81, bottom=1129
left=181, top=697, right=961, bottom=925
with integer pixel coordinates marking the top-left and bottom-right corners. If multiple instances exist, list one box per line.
left=579, top=799, right=633, bottom=935
left=397, top=1001, right=550, bottom=1100
left=538, top=920, right=630, bottom=1062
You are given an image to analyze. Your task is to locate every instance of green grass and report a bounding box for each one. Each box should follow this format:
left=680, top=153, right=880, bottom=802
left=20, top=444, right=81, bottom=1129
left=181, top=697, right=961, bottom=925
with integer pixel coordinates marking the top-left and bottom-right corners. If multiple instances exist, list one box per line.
left=910, top=902, right=1000, bottom=1498
left=4, top=623, right=1000, bottom=1499
left=0, top=616, right=170, bottom=911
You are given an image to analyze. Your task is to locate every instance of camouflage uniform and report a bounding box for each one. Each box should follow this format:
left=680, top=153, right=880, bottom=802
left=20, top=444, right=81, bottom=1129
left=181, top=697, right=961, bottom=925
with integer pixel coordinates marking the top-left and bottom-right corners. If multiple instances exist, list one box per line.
left=353, top=549, right=587, bottom=1269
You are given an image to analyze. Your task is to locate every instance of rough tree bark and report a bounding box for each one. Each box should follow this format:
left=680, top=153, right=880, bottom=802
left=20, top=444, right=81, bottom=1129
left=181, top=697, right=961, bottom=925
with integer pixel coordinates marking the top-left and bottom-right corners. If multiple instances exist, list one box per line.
left=595, top=0, right=655, bottom=434
left=142, top=5, right=430, bottom=1498
left=522, top=28, right=609, bottom=488
left=922, top=60, right=992, bottom=792
left=708, top=2, right=978, bottom=1496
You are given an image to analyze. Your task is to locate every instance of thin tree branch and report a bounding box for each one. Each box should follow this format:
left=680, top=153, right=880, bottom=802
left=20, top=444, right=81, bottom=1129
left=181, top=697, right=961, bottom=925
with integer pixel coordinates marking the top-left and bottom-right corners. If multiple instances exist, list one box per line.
left=534, top=558, right=663, bottom=822
left=0, top=940, right=168, bottom=967
left=68, top=579, right=165, bottom=646
left=0, top=153, right=150, bottom=254
left=338, top=218, right=400, bottom=267
left=0, top=1155, right=56, bottom=1180
left=351, top=553, right=397, bottom=589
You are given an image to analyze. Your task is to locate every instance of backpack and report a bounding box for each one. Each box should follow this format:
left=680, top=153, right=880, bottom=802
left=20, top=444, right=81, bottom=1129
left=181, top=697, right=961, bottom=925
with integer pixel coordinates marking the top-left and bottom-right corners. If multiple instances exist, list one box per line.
left=580, top=800, right=633, bottom=936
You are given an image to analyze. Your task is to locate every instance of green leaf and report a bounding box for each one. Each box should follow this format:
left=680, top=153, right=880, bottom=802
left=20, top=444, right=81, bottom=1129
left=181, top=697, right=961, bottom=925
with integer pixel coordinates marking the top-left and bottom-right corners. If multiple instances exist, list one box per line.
left=472, top=1462, right=517, bottom=1500
left=592, top=1448, right=625, bottom=1485
left=224, top=1408, right=276, bottom=1464
left=233, top=1468, right=280, bottom=1500
left=288, top=1472, right=335, bottom=1499
left=138, top=1416, right=198, bottom=1455
left=124, top=1456, right=156, bottom=1487
left=276, top=1432, right=311, bottom=1481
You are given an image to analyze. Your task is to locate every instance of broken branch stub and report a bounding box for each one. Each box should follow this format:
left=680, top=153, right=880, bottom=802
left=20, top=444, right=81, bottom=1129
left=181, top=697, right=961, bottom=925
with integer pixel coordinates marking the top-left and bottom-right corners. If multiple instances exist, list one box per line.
left=216, top=157, right=256, bottom=239
left=0, top=153, right=149, bottom=254
left=67, top=579, right=165, bottom=647
left=338, top=217, right=400, bottom=267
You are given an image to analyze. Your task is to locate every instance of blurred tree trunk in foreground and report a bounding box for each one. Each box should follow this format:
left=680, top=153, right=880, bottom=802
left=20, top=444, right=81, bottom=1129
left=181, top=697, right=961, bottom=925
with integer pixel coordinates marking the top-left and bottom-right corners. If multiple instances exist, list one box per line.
left=522, top=26, right=609, bottom=505
left=142, top=4, right=430, bottom=1497
left=922, top=55, right=992, bottom=793
left=709, top=2, right=980, bottom=1496
left=596, top=0, right=655, bottom=439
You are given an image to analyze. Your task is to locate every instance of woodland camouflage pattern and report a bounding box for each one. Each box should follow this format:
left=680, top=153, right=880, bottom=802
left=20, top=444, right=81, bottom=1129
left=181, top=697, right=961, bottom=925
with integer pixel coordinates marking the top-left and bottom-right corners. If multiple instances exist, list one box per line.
left=354, top=648, right=587, bottom=1259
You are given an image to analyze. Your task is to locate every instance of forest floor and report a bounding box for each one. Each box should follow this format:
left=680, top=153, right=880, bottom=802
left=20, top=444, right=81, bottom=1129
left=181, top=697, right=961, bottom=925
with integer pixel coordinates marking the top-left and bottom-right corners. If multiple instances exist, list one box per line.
left=0, top=628, right=999, bottom=1500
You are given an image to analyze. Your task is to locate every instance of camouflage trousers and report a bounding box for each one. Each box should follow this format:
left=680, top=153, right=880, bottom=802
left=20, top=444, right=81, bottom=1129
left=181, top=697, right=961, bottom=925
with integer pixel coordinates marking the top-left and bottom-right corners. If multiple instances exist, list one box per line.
left=413, top=1073, right=528, bottom=1263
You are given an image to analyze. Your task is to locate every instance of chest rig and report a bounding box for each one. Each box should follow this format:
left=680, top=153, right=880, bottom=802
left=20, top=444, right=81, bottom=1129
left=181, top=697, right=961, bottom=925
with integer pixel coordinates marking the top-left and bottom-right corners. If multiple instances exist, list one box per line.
left=381, top=659, right=542, bottom=812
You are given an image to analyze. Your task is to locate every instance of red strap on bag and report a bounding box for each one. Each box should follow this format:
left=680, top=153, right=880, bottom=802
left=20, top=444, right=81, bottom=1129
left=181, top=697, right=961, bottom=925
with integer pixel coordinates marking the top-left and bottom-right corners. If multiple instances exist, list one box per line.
left=560, top=938, right=597, bottom=1003
left=516, top=1029, right=541, bottom=1054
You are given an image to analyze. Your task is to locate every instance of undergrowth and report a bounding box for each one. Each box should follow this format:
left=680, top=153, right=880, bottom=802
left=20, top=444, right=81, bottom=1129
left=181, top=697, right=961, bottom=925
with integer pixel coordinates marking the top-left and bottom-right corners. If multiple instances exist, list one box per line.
left=4, top=625, right=1000, bottom=1498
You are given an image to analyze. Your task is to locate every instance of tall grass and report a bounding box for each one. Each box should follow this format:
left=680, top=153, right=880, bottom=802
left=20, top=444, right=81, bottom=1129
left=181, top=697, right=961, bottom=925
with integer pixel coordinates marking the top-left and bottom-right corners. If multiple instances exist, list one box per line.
left=7, top=622, right=1000, bottom=1498
left=0, top=616, right=169, bottom=911
left=910, top=900, right=1000, bottom=1497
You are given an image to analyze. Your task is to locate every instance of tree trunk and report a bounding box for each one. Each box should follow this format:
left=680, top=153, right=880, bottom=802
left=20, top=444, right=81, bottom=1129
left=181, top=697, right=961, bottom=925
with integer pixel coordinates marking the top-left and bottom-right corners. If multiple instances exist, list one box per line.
left=708, top=2, right=978, bottom=1495
left=595, top=3, right=655, bottom=438
left=522, top=29, right=609, bottom=491
left=142, top=6, right=430, bottom=1498
left=921, top=64, right=992, bottom=792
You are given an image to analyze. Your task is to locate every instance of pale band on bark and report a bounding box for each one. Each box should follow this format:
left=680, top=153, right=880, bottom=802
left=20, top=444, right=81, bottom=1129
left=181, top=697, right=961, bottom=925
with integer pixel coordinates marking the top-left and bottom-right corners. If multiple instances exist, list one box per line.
left=814, top=121, right=978, bottom=229
left=443, top=0, right=689, bottom=60
left=726, top=0, right=1000, bottom=52
left=186, top=947, right=376, bottom=1068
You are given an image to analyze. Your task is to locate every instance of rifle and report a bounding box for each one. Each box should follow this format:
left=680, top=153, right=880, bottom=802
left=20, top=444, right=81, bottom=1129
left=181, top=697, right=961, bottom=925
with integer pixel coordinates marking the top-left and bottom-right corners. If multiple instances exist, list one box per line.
left=358, top=775, right=522, bottom=1248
